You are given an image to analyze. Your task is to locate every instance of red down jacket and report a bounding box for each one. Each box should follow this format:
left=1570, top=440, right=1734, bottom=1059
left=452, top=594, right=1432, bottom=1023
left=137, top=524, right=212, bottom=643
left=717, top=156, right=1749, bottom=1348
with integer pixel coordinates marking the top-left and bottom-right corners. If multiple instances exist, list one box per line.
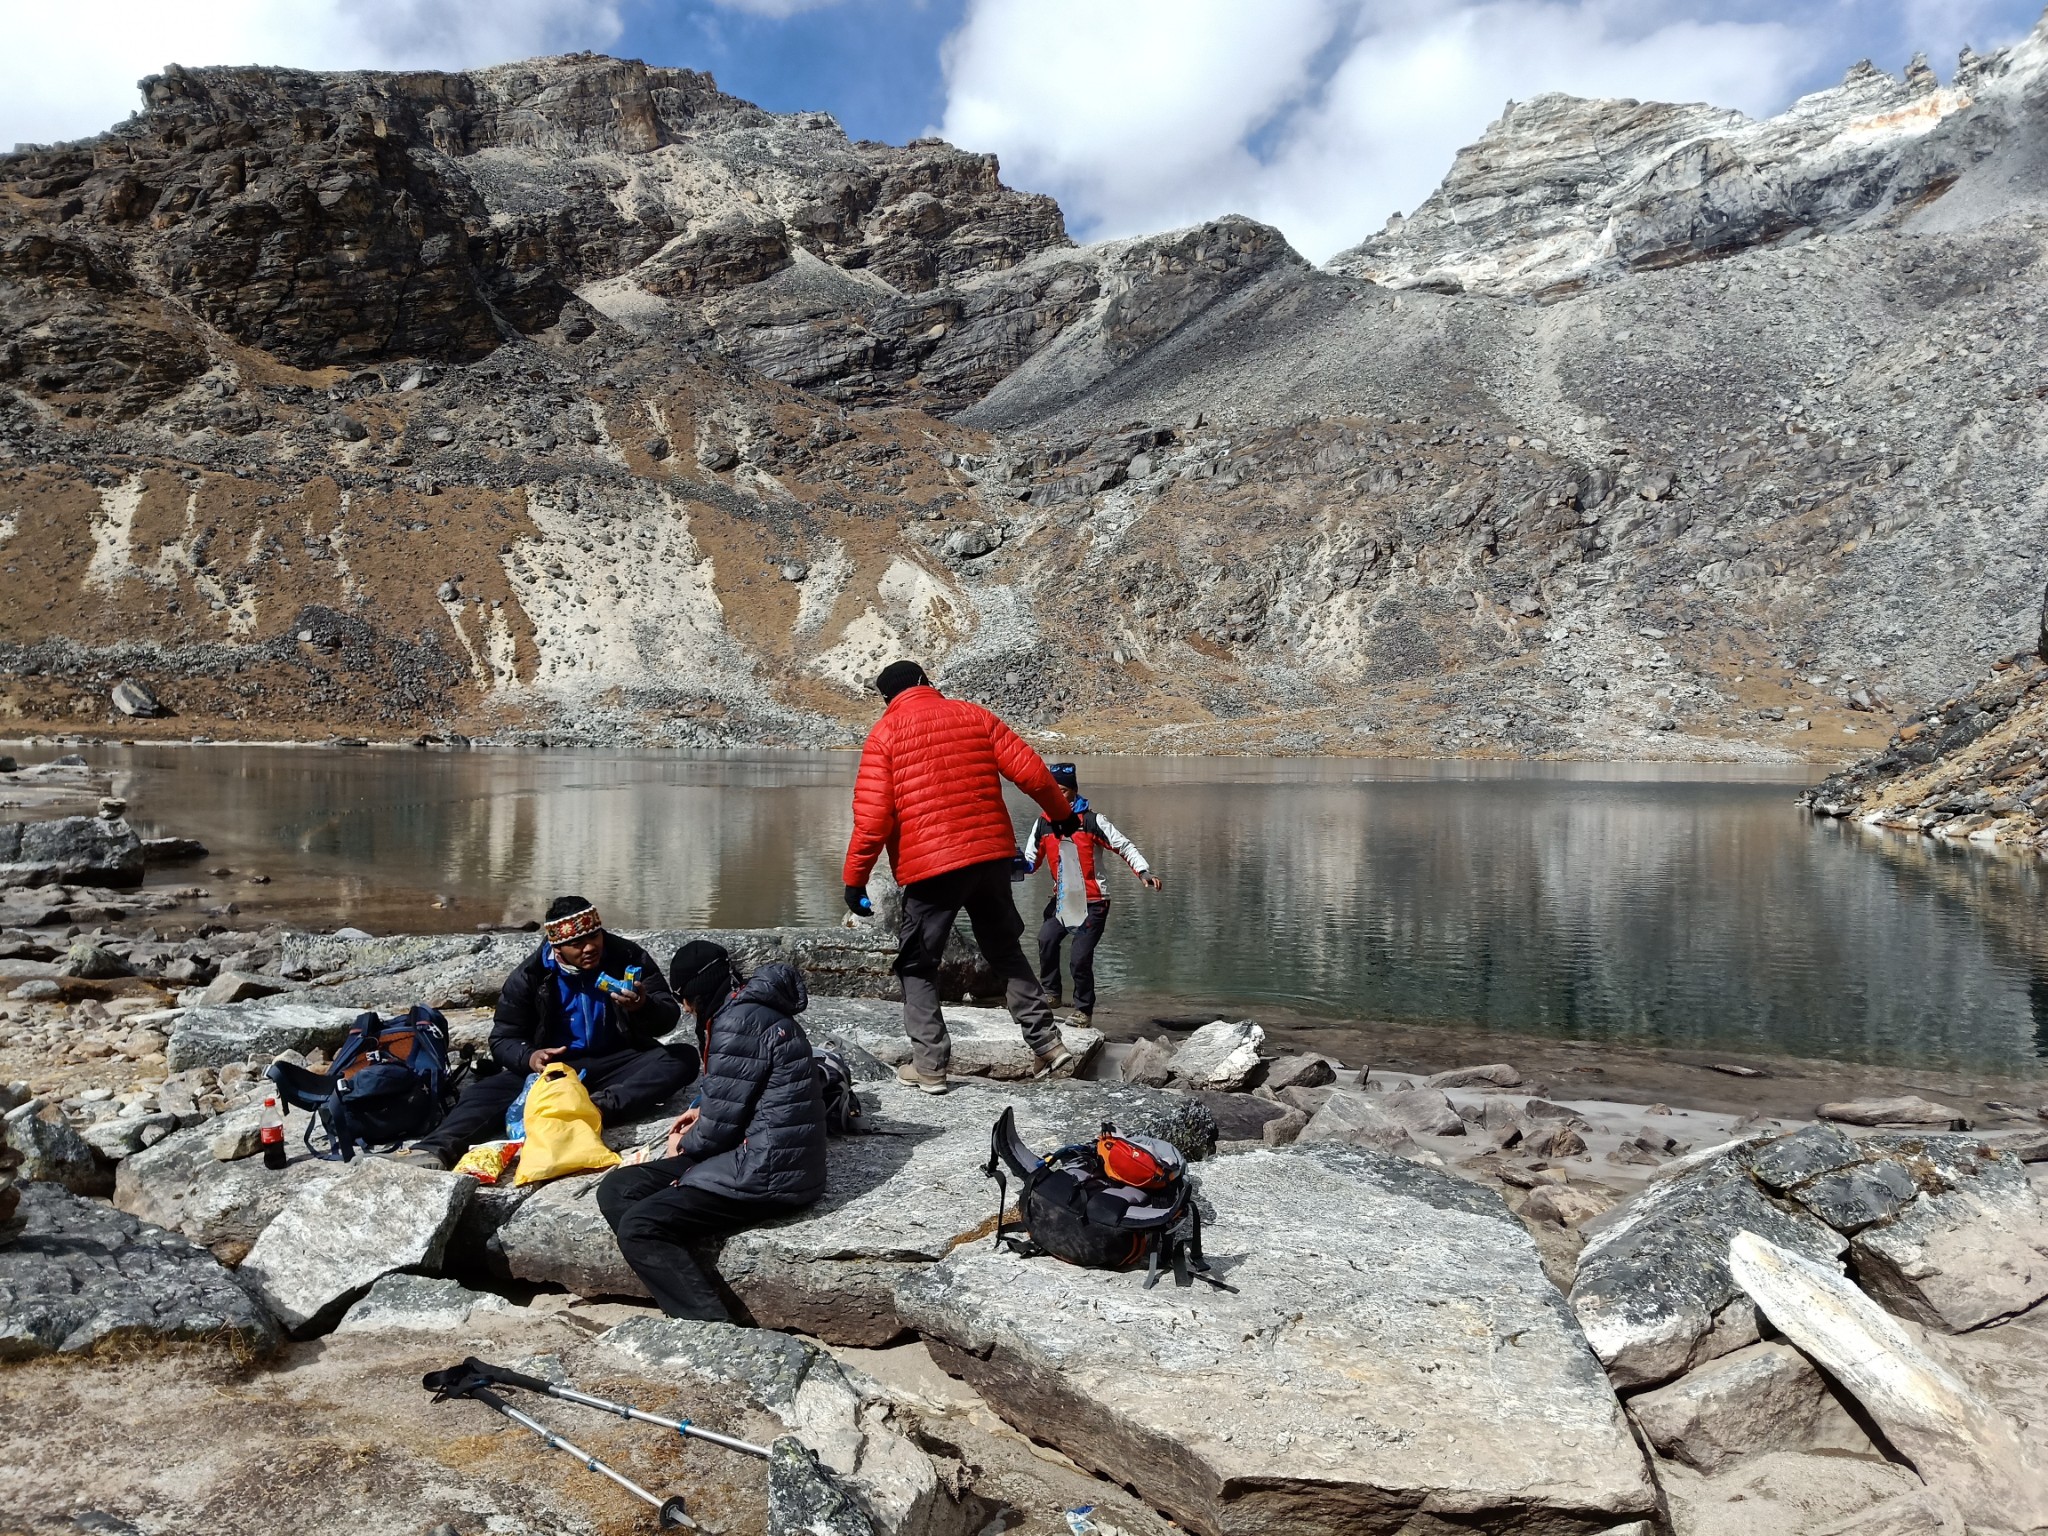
left=842, top=685, right=1072, bottom=888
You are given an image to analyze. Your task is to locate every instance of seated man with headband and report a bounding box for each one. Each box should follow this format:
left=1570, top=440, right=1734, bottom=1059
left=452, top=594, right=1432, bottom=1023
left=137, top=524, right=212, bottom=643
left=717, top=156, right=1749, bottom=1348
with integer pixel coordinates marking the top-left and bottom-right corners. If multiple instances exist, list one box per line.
left=396, top=895, right=698, bottom=1169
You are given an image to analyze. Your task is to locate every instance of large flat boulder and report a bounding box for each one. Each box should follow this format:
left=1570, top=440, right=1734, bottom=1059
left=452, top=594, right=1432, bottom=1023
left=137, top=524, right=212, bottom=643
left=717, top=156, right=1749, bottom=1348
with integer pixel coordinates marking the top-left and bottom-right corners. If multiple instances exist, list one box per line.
left=165, top=1002, right=361, bottom=1071
left=491, top=1079, right=1218, bottom=1345
left=334, top=1272, right=515, bottom=1334
left=806, top=995, right=1102, bottom=1079
left=1625, top=1340, right=1875, bottom=1472
left=113, top=1104, right=341, bottom=1262
left=599, top=1315, right=943, bottom=1536
left=1729, top=1231, right=2048, bottom=1530
left=280, top=925, right=992, bottom=1008
left=237, top=1157, right=471, bottom=1333
left=0, top=1184, right=280, bottom=1360
left=0, top=816, right=144, bottom=889
left=487, top=1173, right=646, bottom=1299
left=1570, top=1147, right=1847, bottom=1388
left=897, top=1143, right=1657, bottom=1536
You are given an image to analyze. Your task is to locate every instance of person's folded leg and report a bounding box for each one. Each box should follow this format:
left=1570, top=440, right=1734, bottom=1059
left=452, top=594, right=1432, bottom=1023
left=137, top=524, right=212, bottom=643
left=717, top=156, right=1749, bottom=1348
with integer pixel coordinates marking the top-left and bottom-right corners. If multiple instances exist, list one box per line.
left=610, top=1182, right=765, bottom=1321
left=413, top=1068, right=524, bottom=1163
left=596, top=1155, right=690, bottom=1232
left=581, top=1043, right=698, bottom=1121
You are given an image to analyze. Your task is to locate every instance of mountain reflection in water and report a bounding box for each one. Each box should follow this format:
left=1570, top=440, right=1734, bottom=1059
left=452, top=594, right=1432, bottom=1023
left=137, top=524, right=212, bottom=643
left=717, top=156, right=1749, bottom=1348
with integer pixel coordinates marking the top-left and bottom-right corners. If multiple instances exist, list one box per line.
left=73, top=745, right=2048, bottom=1072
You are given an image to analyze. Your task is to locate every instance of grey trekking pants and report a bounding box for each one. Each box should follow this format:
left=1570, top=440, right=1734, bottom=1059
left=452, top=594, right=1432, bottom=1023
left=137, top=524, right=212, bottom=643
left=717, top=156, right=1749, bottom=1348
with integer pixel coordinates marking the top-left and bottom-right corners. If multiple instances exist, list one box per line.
left=895, top=857, right=1061, bottom=1075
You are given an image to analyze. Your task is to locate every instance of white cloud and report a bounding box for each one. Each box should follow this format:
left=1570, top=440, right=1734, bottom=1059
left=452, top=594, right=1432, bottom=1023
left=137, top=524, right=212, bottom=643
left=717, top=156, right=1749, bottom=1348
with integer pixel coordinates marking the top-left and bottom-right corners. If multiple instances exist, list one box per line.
left=936, top=0, right=2039, bottom=262
left=0, top=0, right=625, bottom=151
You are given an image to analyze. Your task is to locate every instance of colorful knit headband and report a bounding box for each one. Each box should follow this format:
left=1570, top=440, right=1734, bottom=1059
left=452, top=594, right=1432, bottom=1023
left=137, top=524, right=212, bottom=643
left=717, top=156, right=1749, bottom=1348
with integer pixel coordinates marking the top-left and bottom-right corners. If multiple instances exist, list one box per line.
left=544, top=905, right=603, bottom=944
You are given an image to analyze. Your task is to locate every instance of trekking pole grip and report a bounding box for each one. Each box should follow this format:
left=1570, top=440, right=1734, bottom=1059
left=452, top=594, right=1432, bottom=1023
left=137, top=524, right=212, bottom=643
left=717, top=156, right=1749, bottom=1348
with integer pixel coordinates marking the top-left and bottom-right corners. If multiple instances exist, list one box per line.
left=463, top=1355, right=558, bottom=1394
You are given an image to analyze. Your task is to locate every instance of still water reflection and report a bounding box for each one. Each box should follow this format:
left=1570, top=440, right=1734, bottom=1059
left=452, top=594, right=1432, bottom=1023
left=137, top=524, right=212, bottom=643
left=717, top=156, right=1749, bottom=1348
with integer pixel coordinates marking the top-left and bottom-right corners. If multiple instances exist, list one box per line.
left=68, top=745, right=2048, bottom=1072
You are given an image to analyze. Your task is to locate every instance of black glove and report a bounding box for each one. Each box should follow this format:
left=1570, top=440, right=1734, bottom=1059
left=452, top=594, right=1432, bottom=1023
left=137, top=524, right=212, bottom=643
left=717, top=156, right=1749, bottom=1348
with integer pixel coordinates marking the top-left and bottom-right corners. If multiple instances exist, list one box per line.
left=1051, top=813, right=1082, bottom=837
left=843, top=884, right=873, bottom=917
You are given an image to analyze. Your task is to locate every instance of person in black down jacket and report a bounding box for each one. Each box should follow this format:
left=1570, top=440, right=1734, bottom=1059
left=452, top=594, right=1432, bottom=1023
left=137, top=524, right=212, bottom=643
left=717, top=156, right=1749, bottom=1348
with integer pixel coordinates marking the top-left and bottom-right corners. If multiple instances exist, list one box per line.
left=400, top=896, right=697, bottom=1170
left=596, top=940, right=829, bottom=1320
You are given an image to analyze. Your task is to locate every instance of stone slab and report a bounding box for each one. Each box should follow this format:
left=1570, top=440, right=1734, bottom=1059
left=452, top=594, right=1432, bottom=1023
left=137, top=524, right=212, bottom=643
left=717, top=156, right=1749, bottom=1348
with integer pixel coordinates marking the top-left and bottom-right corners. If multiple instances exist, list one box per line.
left=494, top=1078, right=1217, bottom=1345
left=1626, top=1340, right=1875, bottom=1472
left=334, top=1272, right=516, bottom=1334
left=1729, top=1231, right=2048, bottom=1530
left=113, top=1104, right=340, bottom=1262
left=165, top=1002, right=361, bottom=1071
left=238, top=1157, right=471, bottom=1333
left=0, top=1184, right=280, bottom=1360
left=1571, top=1148, right=1845, bottom=1389
left=897, top=1143, right=1656, bottom=1536
left=805, top=995, right=1103, bottom=1080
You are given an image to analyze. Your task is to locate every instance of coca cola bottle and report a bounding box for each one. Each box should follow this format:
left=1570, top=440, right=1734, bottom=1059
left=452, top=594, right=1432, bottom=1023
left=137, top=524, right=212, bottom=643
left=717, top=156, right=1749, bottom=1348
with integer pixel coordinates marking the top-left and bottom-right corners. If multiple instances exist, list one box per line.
left=259, top=1096, right=287, bottom=1170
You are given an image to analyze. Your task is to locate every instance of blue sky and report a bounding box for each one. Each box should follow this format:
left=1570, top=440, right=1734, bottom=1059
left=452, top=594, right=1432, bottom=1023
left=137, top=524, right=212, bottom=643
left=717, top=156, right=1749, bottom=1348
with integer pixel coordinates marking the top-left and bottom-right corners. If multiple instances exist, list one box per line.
left=4, top=0, right=2043, bottom=261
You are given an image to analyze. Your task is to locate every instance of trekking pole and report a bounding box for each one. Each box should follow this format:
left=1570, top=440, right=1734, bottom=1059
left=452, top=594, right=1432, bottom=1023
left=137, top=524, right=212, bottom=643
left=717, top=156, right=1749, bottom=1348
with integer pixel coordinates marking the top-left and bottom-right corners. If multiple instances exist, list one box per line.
left=449, top=1356, right=773, bottom=1458
left=423, top=1364, right=695, bottom=1528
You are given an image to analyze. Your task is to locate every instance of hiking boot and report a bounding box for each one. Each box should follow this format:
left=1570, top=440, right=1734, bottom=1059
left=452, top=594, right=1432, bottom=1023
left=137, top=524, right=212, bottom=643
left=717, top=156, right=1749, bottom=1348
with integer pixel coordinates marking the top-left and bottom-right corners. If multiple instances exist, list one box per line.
left=895, top=1062, right=950, bottom=1095
left=1035, top=1046, right=1075, bottom=1078
left=385, top=1146, right=446, bottom=1170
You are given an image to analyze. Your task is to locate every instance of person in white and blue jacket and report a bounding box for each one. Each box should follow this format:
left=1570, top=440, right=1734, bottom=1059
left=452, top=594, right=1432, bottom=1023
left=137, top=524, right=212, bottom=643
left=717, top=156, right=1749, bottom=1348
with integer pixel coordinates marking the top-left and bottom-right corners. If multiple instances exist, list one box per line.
left=1022, top=763, right=1163, bottom=1022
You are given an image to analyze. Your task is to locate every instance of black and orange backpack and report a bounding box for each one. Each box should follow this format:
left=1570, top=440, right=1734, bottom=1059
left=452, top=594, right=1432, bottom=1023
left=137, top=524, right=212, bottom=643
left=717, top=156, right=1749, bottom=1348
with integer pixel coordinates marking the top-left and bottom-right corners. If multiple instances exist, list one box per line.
left=984, top=1106, right=1234, bottom=1291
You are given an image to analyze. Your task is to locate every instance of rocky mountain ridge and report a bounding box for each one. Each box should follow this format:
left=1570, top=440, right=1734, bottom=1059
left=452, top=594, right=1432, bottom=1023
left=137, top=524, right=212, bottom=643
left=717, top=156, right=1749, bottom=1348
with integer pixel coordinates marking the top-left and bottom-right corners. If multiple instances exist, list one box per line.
left=3, top=23, right=2048, bottom=755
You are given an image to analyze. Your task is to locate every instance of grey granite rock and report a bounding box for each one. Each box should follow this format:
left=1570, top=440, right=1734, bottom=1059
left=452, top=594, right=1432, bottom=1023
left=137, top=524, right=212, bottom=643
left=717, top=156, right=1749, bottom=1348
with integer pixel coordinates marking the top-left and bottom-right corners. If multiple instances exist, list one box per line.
left=165, top=1002, right=360, bottom=1071
left=488, top=1172, right=646, bottom=1299
left=898, top=1142, right=1656, bottom=1536
left=113, top=1103, right=339, bottom=1261
left=334, top=1272, right=514, bottom=1333
left=1295, top=1090, right=1422, bottom=1156
left=1570, top=1148, right=1846, bottom=1389
left=1424, top=1063, right=1522, bottom=1089
left=1796, top=1160, right=1920, bottom=1233
left=1261, top=1053, right=1334, bottom=1092
left=1730, top=1231, right=2048, bottom=1530
left=280, top=925, right=992, bottom=1008
left=1376, top=1086, right=1467, bottom=1136
left=768, top=1437, right=875, bottom=1536
left=1749, top=1123, right=1864, bottom=1193
left=0, top=1183, right=280, bottom=1360
left=599, top=1315, right=940, bottom=1535
left=238, top=1157, right=471, bottom=1333
left=805, top=995, right=1101, bottom=1079
left=0, top=816, right=144, bottom=888
left=1117, top=1037, right=1174, bottom=1087
left=2, top=1102, right=108, bottom=1196
left=1165, top=1019, right=1264, bottom=1090
left=1625, top=1340, right=1875, bottom=1472
left=78, top=1112, right=178, bottom=1161
left=1817, top=1097, right=1967, bottom=1129
left=1847, top=1136, right=2048, bottom=1331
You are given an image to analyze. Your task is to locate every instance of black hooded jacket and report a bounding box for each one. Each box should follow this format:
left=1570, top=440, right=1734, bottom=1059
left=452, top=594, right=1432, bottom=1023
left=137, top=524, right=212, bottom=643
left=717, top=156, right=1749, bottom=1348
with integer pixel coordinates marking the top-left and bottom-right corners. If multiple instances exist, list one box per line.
left=490, top=934, right=681, bottom=1073
left=677, top=962, right=828, bottom=1205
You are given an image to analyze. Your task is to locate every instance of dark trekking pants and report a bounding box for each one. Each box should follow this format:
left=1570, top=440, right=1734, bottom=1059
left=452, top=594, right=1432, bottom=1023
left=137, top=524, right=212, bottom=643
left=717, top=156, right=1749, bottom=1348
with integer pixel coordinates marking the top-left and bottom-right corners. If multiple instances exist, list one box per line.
left=1039, top=897, right=1111, bottom=1015
left=415, top=1043, right=698, bottom=1162
left=596, top=1156, right=808, bottom=1321
left=895, top=856, right=1061, bottom=1076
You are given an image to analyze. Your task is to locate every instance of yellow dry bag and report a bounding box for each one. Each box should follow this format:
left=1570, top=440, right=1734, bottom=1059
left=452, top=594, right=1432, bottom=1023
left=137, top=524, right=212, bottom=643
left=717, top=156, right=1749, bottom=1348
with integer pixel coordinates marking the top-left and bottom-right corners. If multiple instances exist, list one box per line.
left=513, top=1063, right=621, bottom=1186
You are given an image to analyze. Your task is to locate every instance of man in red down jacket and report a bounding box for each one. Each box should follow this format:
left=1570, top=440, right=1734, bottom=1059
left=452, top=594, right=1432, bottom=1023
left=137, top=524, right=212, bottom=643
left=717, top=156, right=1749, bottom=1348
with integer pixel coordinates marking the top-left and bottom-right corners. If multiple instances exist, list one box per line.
left=842, top=660, right=1080, bottom=1092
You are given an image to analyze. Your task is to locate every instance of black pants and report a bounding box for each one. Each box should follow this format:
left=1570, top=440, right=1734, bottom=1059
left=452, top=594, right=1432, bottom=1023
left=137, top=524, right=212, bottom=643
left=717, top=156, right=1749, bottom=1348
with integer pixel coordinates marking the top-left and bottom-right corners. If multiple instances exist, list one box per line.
left=417, top=1043, right=698, bottom=1162
left=596, top=1157, right=805, bottom=1321
left=895, top=857, right=1060, bottom=1075
left=1039, top=898, right=1110, bottom=1015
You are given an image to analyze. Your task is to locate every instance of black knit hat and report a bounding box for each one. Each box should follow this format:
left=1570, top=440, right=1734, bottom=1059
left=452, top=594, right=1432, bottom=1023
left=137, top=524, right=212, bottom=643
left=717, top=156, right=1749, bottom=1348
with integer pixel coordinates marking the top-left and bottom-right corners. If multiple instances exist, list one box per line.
left=875, top=660, right=930, bottom=700
left=1050, top=762, right=1078, bottom=790
left=669, top=940, right=733, bottom=1018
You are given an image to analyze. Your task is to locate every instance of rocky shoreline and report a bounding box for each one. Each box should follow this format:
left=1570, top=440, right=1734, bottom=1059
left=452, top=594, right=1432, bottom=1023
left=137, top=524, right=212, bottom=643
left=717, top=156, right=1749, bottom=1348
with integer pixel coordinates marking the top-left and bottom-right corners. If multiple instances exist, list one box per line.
left=5, top=878, right=2048, bottom=1534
